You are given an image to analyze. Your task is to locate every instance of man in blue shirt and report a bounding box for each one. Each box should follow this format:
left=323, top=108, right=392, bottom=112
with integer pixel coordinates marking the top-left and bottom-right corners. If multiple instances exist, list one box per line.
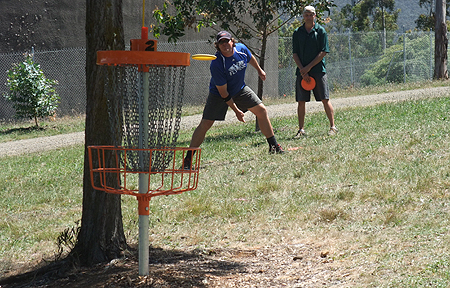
left=293, top=6, right=338, bottom=137
left=183, top=31, right=284, bottom=168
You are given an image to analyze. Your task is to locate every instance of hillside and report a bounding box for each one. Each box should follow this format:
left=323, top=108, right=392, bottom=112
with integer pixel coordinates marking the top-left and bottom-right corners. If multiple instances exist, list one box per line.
left=331, top=0, right=428, bottom=31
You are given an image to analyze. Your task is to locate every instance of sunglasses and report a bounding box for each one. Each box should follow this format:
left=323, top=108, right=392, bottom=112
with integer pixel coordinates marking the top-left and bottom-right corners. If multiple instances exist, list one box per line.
left=218, top=39, right=231, bottom=45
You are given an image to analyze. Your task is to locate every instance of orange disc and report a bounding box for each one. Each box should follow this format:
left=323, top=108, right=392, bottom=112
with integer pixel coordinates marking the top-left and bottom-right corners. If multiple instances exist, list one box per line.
left=301, top=77, right=316, bottom=91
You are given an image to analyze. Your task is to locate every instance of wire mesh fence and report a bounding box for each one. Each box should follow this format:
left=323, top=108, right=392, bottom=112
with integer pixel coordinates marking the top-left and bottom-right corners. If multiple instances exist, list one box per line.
left=278, top=30, right=439, bottom=97
left=0, top=31, right=447, bottom=123
left=0, top=47, right=86, bottom=121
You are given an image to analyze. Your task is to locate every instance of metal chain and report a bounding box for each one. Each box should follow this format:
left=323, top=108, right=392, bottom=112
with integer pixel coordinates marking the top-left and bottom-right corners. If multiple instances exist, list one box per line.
left=105, top=64, right=187, bottom=172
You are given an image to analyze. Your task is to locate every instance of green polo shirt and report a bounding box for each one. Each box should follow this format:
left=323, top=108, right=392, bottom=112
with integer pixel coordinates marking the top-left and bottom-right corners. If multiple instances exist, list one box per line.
left=292, top=22, right=329, bottom=75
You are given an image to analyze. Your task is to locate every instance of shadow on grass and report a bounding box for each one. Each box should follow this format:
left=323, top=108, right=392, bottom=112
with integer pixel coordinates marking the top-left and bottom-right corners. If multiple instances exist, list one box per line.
left=178, top=127, right=266, bottom=147
left=0, top=126, right=44, bottom=135
left=0, top=245, right=245, bottom=288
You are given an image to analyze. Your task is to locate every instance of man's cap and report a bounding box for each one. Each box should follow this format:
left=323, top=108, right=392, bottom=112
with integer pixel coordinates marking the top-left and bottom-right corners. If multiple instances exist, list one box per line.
left=304, top=5, right=316, bottom=14
left=216, top=31, right=232, bottom=42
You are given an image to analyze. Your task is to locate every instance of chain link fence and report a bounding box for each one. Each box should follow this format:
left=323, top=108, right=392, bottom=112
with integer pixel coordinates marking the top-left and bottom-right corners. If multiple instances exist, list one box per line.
left=279, top=31, right=441, bottom=97
left=0, top=31, right=447, bottom=122
left=0, top=47, right=86, bottom=122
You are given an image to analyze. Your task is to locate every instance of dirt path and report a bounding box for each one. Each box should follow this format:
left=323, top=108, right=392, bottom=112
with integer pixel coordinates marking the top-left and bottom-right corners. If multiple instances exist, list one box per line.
left=0, top=86, right=448, bottom=158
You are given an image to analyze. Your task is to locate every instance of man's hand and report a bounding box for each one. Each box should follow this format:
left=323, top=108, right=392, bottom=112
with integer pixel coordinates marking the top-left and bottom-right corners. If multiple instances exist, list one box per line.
left=300, top=66, right=311, bottom=78
left=250, top=55, right=266, bottom=81
left=235, top=109, right=245, bottom=122
left=302, top=73, right=312, bottom=82
left=217, top=83, right=245, bottom=122
left=258, top=69, right=266, bottom=81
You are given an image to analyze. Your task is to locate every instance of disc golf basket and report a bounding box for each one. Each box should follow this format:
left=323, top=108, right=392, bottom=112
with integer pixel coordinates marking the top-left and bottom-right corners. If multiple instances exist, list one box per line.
left=88, top=27, right=200, bottom=276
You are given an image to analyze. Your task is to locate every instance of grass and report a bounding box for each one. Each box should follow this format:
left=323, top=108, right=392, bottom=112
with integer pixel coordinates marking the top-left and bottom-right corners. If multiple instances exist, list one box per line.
left=0, top=115, right=85, bottom=143
left=0, top=83, right=450, bottom=286
left=2, top=79, right=445, bottom=144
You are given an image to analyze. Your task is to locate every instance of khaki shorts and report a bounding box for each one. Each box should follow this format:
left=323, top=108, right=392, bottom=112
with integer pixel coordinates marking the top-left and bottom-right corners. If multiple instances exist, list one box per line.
left=295, top=72, right=329, bottom=102
left=202, top=86, right=262, bottom=121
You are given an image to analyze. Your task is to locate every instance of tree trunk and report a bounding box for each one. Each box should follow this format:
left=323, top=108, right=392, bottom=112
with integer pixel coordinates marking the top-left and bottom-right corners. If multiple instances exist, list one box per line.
left=70, top=0, right=127, bottom=266
left=255, top=31, right=268, bottom=132
left=434, top=0, right=448, bottom=79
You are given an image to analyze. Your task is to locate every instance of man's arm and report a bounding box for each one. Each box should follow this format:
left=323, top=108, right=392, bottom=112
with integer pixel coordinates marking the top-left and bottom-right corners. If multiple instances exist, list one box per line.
left=293, top=52, right=311, bottom=81
left=293, top=53, right=304, bottom=70
left=249, top=55, right=266, bottom=81
left=216, top=84, right=245, bottom=122
left=300, top=51, right=327, bottom=75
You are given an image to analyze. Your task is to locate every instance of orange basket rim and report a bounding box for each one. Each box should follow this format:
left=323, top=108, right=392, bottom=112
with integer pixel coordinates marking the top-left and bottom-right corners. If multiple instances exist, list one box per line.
left=87, top=145, right=201, bottom=200
left=97, top=50, right=190, bottom=66
left=87, top=145, right=200, bottom=151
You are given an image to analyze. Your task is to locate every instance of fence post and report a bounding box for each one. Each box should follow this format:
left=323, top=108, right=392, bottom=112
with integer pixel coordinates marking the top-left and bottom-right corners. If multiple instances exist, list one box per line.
left=430, top=30, right=434, bottom=80
left=403, top=32, right=406, bottom=83
left=348, top=29, right=353, bottom=85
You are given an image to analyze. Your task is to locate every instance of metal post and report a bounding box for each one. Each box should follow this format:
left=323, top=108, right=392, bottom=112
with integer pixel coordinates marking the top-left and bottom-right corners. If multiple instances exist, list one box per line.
left=430, top=30, right=434, bottom=80
left=403, top=32, right=406, bottom=83
left=138, top=71, right=150, bottom=276
left=348, top=29, right=353, bottom=85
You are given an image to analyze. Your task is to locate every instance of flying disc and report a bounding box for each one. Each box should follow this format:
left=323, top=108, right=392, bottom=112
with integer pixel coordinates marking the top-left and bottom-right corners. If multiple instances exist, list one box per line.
left=192, top=54, right=217, bottom=61
left=301, top=77, right=316, bottom=91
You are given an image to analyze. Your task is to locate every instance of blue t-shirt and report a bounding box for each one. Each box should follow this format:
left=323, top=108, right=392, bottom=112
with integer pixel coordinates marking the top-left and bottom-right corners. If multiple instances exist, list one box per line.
left=209, top=43, right=252, bottom=97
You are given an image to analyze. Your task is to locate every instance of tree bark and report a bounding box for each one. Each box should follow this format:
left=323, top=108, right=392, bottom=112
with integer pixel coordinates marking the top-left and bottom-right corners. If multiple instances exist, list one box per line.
left=257, top=36, right=267, bottom=102
left=71, top=0, right=128, bottom=266
left=255, top=29, right=268, bottom=132
left=434, top=0, right=448, bottom=79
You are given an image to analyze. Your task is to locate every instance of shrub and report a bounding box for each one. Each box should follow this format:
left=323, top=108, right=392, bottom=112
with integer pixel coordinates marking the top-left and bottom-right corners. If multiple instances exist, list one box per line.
left=4, top=54, right=59, bottom=127
left=360, top=34, right=432, bottom=85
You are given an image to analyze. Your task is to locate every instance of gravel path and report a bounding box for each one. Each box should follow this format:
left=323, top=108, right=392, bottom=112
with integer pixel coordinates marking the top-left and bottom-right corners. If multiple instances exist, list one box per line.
left=1, top=86, right=448, bottom=158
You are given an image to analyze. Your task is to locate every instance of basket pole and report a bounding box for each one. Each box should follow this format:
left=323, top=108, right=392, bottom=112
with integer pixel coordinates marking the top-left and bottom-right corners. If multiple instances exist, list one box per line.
left=138, top=66, right=151, bottom=275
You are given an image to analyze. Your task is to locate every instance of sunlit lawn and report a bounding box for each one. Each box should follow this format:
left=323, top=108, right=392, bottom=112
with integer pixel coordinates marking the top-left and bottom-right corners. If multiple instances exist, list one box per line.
left=1, top=94, right=449, bottom=286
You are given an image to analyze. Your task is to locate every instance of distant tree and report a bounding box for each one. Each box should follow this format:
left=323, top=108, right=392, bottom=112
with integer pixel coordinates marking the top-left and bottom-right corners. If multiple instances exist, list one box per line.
left=415, top=0, right=450, bottom=31
left=416, top=13, right=436, bottom=31
left=329, top=0, right=398, bottom=51
left=327, top=5, right=354, bottom=32
left=335, top=0, right=398, bottom=32
left=4, top=55, right=59, bottom=127
left=372, top=5, right=399, bottom=31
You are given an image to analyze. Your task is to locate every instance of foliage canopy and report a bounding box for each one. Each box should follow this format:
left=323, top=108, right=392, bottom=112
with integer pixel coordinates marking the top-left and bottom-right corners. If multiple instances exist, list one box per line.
left=152, top=0, right=335, bottom=46
left=329, top=0, right=399, bottom=32
left=415, top=0, right=450, bottom=31
left=360, top=33, right=432, bottom=85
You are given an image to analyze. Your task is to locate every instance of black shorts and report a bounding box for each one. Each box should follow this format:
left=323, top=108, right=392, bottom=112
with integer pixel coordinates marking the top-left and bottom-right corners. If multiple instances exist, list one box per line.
left=202, top=86, right=262, bottom=121
left=295, top=72, right=329, bottom=102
